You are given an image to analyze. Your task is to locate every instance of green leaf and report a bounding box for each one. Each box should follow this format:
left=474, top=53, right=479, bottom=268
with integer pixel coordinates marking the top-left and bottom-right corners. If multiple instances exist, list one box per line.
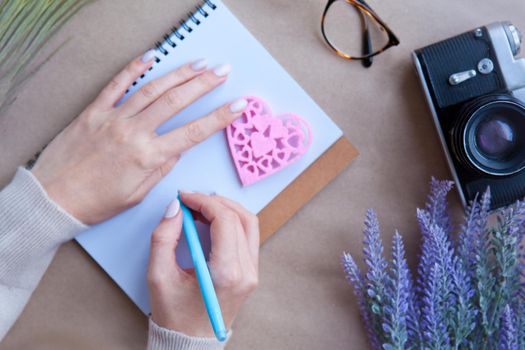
left=0, top=0, right=95, bottom=114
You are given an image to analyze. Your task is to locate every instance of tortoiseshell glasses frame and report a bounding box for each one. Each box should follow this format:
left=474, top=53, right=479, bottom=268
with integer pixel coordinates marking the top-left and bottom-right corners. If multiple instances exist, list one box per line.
left=321, top=0, right=400, bottom=66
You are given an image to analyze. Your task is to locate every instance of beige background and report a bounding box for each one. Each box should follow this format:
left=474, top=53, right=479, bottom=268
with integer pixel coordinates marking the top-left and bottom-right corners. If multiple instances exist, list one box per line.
left=1, top=0, right=524, bottom=349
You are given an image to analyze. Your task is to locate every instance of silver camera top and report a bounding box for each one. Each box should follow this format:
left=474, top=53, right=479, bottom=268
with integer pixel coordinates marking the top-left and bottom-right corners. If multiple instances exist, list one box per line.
left=486, top=22, right=525, bottom=100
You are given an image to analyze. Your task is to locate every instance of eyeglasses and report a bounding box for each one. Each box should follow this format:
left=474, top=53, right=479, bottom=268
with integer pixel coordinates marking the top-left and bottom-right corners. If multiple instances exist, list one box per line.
left=321, top=0, right=400, bottom=68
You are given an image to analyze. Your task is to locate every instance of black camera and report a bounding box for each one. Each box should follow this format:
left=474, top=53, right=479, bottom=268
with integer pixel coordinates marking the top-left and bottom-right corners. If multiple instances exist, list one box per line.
left=414, top=22, right=525, bottom=209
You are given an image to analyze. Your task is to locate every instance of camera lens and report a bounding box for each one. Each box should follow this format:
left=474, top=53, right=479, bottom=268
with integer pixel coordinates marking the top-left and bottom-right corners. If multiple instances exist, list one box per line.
left=475, top=117, right=516, bottom=158
left=458, top=97, right=525, bottom=176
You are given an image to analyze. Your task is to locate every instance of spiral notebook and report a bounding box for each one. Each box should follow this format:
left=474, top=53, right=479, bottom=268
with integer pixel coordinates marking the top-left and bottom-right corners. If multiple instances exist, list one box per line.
left=76, top=0, right=357, bottom=314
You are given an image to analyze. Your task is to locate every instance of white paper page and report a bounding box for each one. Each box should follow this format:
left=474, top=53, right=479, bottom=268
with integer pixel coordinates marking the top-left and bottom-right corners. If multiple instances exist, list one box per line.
left=76, top=0, right=342, bottom=314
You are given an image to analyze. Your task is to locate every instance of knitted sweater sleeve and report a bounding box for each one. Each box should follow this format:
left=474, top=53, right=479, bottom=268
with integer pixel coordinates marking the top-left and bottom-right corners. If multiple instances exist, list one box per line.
left=0, top=168, right=87, bottom=339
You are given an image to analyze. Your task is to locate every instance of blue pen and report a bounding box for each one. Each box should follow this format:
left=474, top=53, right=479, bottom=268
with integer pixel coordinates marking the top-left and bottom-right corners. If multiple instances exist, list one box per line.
left=178, top=195, right=228, bottom=342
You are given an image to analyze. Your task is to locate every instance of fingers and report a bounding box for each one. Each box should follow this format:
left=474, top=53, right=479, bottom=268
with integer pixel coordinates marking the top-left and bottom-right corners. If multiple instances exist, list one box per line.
left=148, top=199, right=184, bottom=284
left=180, top=192, right=259, bottom=298
left=119, top=59, right=208, bottom=116
left=180, top=192, right=242, bottom=264
left=213, top=196, right=260, bottom=264
left=94, top=55, right=154, bottom=111
left=180, top=192, right=227, bottom=223
left=135, top=65, right=231, bottom=130
left=156, top=98, right=247, bottom=158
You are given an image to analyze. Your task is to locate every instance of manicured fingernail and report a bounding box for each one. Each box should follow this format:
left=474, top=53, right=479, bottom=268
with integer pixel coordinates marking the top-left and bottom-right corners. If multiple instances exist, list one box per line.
left=191, top=58, right=208, bottom=71
left=213, top=63, right=232, bottom=77
left=179, top=190, right=195, bottom=194
left=164, top=198, right=180, bottom=218
left=179, top=190, right=215, bottom=196
left=199, top=191, right=216, bottom=196
left=141, top=49, right=156, bottom=63
left=230, top=98, right=248, bottom=113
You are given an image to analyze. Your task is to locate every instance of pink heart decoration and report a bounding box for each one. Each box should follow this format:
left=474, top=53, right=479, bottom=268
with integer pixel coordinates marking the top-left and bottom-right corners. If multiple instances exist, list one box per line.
left=251, top=132, right=276, bottom=158
left=226, top=96, right=312, bottom=186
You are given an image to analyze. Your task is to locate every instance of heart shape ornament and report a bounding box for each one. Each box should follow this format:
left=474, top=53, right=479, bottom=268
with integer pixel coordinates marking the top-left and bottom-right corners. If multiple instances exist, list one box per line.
left=226, top=96, right=312, bottom=186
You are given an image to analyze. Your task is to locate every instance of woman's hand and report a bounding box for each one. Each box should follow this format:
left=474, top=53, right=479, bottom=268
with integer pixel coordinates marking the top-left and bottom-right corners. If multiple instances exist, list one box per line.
left=31, top=54, right=246, bottom=224
left=147, top=192, right=259, bottom=337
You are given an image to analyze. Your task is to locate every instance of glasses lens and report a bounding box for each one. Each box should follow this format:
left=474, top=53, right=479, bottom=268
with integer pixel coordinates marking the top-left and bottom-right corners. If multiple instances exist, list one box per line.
left=323, top=1, right=389, bottom=58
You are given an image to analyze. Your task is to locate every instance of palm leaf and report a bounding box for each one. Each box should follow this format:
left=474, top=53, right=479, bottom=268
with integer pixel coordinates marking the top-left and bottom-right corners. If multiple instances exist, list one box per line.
left=0, top=0, right=95, bottom=114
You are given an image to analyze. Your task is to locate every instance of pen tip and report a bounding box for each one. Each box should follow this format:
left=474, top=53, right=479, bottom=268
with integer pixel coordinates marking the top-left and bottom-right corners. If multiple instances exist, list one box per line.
left=217, top=330, right=228, bottom=342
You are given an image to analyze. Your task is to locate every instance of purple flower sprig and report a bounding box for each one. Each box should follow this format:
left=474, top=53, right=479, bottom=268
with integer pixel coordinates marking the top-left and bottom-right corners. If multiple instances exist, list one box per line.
left=361, top=209, right=390, bottom=349
left=499, top=305, right=518, bottom=350
left=449, top=257, right=476, bottom=349
left=421, top=263, right=450, bottom=350
left=425, top=177, right=454, bottom=236
left=342, top=178, right=525, bottom=349
left=382, top=232, right=410, bottom=350
left=341, top=252, right=380, bottom=349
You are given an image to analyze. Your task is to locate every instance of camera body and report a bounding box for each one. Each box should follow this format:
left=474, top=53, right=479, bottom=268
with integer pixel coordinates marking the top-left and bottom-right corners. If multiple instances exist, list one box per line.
left=414, top=22, right=525, bottom=209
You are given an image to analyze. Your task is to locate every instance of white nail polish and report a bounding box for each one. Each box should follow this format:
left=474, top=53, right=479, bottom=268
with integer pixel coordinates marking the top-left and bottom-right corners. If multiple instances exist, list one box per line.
left=229, top=98, right=248, bottom=113
left=213, top=64, right=232, bottom=77
left=141, top=49, right=157, bottom=63
left=179, top=189, right=195, bottom=194
left=199, top=190, right=216, bottom=196
left=191, top=58, right=208, bottom=71
left=164, top=198, right=180, bottom=218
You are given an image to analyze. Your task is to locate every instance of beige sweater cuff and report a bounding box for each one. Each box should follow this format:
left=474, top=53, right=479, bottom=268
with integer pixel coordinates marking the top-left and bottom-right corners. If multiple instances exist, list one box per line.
left=4, top=167, right=88, bottom=240
left=147, top=319, right=231, bottom=350
left=0, top=167, right=88, bottom=283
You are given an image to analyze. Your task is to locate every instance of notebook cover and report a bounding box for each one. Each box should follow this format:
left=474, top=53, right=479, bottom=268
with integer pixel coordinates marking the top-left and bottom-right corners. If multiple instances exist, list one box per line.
left=259, top=137, right=357, bottom=243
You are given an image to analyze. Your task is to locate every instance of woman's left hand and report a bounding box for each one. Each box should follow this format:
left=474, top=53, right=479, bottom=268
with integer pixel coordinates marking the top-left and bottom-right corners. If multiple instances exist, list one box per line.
left=31, top=56, right=244, bottom=224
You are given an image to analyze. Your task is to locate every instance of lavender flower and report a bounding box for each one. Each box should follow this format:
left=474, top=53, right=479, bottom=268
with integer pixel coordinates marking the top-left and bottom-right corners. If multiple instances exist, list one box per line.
left=416, top=209, right=455, bottom=335
left=516, top=302, right=525, bottom=349
left=425, top=177, right=454, bottom=234
left=382, top=232, right=410, bottom=350
left=450, top=257, right=476, bottom=349
left=487, top=202, right=525, bottom=344
left=465, top=190, right=498, bottom=347
left=406, top=277, right=423, bottom=350
left=457, top=193, right=481, bottom=279
left=421, top=263, right=450, bottom=350
left=341, top=179, right=525, bottom=350
left=499, top=305, right=518, bottom=350
left=341, top=209, right=389, bottom=350
left=362, top=209, right=389, bottom=347
left=341, top=252, right=380, bottom=349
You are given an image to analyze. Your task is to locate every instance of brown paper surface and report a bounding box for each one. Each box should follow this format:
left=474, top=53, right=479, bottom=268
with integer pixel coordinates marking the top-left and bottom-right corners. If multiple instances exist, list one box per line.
left=1, top=0, right=524, bottom=349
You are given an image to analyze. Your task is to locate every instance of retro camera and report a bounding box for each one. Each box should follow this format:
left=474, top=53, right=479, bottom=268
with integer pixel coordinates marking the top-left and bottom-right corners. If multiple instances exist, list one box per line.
left=414, top=22, right=525, bottom=209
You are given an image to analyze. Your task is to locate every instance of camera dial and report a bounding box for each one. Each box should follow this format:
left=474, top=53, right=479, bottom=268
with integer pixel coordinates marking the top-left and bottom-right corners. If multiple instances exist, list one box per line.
left=503, top=22, right=522, bottom=55
left=452, top=95, right=525, bottom=176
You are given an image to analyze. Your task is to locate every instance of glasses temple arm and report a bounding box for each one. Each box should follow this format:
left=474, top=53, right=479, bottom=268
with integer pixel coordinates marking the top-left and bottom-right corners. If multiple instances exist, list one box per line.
left=361, top=13, right=373, bottom=67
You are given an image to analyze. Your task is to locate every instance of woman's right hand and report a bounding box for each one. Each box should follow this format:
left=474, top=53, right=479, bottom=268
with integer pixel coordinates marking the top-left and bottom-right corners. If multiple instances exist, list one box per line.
left=31, top=53, right=246, bottom=225
left=147, top=192, right=260, bottom=338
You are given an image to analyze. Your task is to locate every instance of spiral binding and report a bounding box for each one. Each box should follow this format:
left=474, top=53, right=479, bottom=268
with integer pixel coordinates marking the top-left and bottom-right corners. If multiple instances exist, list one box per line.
left=127, top=0, right=217, bottom=92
